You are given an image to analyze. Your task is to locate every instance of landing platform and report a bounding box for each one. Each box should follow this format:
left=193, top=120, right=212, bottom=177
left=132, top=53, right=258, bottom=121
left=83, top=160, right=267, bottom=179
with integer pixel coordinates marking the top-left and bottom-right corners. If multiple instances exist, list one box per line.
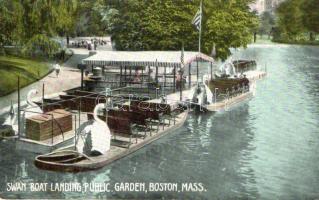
left=244, top=70, right=267, bottom=81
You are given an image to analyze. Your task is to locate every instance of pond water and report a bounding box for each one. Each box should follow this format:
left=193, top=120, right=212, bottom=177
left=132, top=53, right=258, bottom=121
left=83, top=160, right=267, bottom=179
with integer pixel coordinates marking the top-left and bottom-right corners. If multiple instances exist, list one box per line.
left=0, top=44, right=318, bottom=199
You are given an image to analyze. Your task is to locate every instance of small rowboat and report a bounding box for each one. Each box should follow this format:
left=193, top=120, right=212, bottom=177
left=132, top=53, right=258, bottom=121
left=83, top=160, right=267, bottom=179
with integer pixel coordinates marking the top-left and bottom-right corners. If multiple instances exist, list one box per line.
left=34, top=150, right=92, bottom=172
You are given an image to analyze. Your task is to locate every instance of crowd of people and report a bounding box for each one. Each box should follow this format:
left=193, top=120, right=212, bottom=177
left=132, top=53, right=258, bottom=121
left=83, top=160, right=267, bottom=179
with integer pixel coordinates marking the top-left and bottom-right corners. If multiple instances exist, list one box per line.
left=70, top=38, right=109, bottom=50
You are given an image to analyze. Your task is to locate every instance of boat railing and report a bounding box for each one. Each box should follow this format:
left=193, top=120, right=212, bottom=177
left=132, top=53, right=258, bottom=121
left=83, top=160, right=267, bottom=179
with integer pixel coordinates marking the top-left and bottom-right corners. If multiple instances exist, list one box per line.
left=214, top=84, right=250, bottom=102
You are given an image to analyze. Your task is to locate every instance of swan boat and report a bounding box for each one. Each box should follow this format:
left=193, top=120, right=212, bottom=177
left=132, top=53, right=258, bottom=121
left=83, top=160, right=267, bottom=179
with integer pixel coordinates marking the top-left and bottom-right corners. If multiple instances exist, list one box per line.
left=34, top=102, right=188, bottom=172
left=204, top=75, right=254, bottom=112
left=188, top=71, right=254, bottom=112
left=1, top=89, right=43, bottom=138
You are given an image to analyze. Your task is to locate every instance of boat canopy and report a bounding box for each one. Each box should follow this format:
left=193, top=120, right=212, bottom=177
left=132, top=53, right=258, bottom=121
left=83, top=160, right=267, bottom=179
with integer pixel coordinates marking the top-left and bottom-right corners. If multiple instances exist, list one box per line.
left=83, top=51, right=214, bottom=68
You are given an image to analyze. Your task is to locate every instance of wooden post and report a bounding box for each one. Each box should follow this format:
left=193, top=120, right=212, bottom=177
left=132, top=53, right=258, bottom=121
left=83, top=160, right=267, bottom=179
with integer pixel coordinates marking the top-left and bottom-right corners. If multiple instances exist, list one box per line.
left=141, top=67, right=144, bottom=84
left=173, top=65, right=176, bottom=93
left=120, top=66, right=123, bottom=87
left=196, top=59, right=199, bottom=83
left=17, top=76, right=20, bottom=139
left=148, top=65, right=151, bottom=95
left=180, top=70, right=183, bottom=101
left=129, top=66, right=132, bottom=84
left=188, top=63, right=191, bottom=88
left=81, top=68, right=84, bottom=90
left=42, top=83, right=45, bottom=111
left=164, top=65, right=166, bottom=89
left=78, top=97, right=81, bottom=129
left=155, top=60, right=158, bottom=85
left=124, top=66, right=127, bottom=86
left=210, top=62, right=213, bottom=80
left=74, top=115, right=77, bottom=150
left=102, top=66, right=105, bottom=80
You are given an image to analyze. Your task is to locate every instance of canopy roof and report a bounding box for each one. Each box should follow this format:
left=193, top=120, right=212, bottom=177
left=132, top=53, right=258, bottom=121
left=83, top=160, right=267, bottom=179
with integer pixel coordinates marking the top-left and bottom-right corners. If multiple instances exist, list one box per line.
left=83, top=51, right=214, bottom=68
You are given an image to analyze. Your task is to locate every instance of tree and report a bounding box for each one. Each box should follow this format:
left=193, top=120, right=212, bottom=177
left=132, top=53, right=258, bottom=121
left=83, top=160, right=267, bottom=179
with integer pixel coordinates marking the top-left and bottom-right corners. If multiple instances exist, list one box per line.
left=258, top=11, right=275, bottom=38
left=302, top=0, right=319, bottom=41
left=204, top=0, right=258, bottom=60
left=109, top=0, right=258, bottom=60
left=274, top=0, right=304, bottom=41
left=0, top=0, right=23, bottom=54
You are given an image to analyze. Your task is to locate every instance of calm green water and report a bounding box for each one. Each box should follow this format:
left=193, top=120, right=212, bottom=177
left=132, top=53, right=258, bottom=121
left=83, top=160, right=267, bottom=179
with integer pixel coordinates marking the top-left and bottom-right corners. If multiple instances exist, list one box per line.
left=0, top=44, right=318, bottom=199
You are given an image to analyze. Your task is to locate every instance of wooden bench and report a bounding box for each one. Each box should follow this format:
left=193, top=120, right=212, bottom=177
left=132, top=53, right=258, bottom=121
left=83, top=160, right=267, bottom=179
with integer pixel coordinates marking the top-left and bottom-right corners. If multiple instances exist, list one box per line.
left=87, top=113, right=145, bottom=148
left=128, top=101, right=182, bottom=126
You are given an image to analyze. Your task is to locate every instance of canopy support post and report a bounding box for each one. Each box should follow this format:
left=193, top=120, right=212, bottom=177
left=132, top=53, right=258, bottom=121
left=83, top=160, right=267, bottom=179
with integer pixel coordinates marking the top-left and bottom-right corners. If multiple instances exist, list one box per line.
left=124, top=66, right=127, bottom=86
left=129, top=66, right=132, bottom=84
left=188, top=63, right=191, bottom=88
left=210, top=62, right=213, bottom=80
left=120, top=66, right=123, bottom=87
left=42, top=83, right=45, bottom=111
left=81, top=68, right=84, bottom=90
left=102, top=66, right=105, bottom=80
left=173, top=65, right=176, bottom=93
left=141, top=67, right=144, bottom=84
left=148, top=65, right=151, bottom=95
left=180, top=70, right=183, bottom=101
left=17, top=76, right=20, bottom=139
left=164, top=65, right=166, bottom=89
left=155, top=60, right=158, bottom=86
left=196, top=59, right=199, bottom=83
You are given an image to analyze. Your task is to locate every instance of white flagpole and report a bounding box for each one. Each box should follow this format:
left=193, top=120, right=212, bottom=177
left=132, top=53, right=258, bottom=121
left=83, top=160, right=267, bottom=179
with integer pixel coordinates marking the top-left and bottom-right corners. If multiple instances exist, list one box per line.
left=199, top=0, right=202, bottom=53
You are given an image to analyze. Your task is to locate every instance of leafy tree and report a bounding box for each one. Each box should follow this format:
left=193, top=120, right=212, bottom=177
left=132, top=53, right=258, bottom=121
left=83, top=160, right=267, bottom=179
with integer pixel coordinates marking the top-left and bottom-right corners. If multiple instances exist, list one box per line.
left=0, top=0, right=23, bottom=54
left=109, top=0, right=198, bottom=51
left=302, top=0, right=319, bottom=41
left=274, top=0, right=304, bottom=41
left=109, top=0, right=258, bottom=60
left=73, top=0, right=112, bottom=37
left=204, top=0, right=258, bottom=60
left=258, top=11, right=275, bottom=38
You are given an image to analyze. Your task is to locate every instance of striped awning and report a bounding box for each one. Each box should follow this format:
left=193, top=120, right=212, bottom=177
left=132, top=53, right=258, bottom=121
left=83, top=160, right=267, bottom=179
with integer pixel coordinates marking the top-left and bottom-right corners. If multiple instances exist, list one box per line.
left=82, top=51, right=214, bottom=68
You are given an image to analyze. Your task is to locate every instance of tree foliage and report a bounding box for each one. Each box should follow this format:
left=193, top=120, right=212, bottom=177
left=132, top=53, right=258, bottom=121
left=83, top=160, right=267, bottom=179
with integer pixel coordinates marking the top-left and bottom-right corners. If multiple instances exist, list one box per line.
left=204, top=0, right=258, bottom=60
left=0, top=0, right=78, bottom=57
left=302, top=0, right=319, bottom=40
left=258, top=11, right=275, bottom=37
left=108, top=0, right=258, bottom=60
left=0, top=0, right=23, bottom=50
left=0, top=0, right=258, bottom=60
left=274, top=0, right=319, bottom=42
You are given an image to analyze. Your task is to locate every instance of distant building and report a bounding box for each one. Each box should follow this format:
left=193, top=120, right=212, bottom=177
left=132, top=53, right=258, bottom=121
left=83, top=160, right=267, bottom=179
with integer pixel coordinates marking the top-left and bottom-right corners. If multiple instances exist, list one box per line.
left=250, top=0, right=285, bottom=14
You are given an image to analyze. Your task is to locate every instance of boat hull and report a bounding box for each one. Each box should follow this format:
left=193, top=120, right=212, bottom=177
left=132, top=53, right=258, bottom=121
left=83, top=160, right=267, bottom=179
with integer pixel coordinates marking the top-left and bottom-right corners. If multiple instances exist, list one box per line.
left=205, top=91, right=253, bottom=112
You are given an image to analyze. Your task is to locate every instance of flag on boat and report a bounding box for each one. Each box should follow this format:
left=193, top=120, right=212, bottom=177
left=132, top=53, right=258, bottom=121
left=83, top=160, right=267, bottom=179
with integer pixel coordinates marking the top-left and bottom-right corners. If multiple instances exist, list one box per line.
left=181, top=46, right=184, bottom=67
left=192, top=4, right=202, bottom=31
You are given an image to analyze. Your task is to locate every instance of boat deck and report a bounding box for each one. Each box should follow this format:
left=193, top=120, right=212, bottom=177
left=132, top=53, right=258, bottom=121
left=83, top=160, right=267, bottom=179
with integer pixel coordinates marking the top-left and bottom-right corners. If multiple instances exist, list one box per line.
left=205, top=91, right=254, bottom=112
left=244, top=70, right=267, bottom=81
left=36, top=111, right=188, bottom=172
left=15, top=114, right=88, bottom=154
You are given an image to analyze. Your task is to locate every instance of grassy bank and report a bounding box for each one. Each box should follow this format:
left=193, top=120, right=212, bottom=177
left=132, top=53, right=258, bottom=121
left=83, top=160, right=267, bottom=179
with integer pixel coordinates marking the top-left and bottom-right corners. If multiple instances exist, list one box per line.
left=0, top=56, right=51, bottom=97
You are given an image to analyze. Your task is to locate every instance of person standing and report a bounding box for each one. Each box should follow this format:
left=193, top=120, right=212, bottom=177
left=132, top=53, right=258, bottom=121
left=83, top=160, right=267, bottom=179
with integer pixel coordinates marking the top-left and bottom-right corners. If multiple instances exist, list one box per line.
left=54, top=63, right=61, bottom=77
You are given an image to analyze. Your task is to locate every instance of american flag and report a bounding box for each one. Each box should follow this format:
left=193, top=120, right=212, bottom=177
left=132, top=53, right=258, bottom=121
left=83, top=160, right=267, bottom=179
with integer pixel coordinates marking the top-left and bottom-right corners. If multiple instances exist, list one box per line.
left=192, top=6, right=202, bottom=31
left=181, top=45, right=184, bottom=67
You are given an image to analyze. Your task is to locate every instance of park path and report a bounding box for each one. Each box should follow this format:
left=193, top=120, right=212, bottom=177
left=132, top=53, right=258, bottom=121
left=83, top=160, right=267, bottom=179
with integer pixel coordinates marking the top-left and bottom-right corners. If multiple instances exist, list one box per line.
left=39, top=49, right=88, bottom=97
left=0, top=49, right=89, bottom=114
